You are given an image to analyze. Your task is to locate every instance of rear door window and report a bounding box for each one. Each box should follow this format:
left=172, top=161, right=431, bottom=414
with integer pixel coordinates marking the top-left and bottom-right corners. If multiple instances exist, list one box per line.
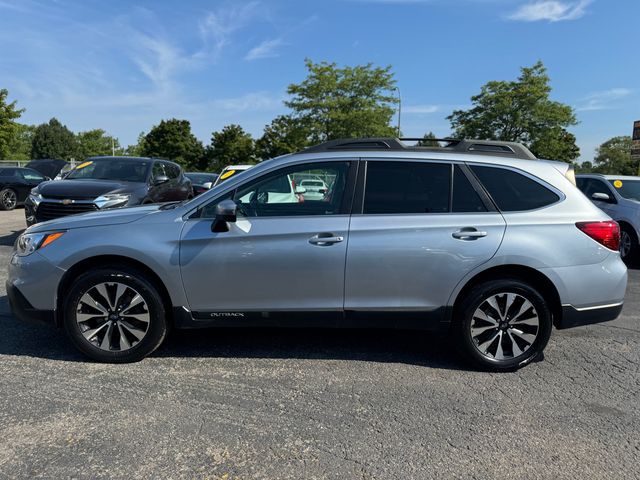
left=452, top=166, right=487, bottom=213
left=471, top=165, right=559, bottom=211
left=363, top=161, right=450, bottom=214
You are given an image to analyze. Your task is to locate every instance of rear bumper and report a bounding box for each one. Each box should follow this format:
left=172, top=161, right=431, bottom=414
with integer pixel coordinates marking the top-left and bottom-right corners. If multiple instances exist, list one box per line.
left=6, top=280, right=55, bottom=326
left=557, top=302, right=623, bottom=329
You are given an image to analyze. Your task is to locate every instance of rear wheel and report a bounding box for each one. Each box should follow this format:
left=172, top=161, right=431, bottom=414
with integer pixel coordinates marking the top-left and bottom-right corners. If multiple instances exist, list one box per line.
left=63, top=267, right=168, bottom=363
left=0, top=188, right=17, bottom=210
left=455, top=279, right=552, bottom=371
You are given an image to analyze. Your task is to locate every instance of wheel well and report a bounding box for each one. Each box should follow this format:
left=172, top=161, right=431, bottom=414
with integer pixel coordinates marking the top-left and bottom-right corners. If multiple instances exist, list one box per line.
left=452, top=265, right=562, bottom=328
left=56, top=255, right=173, bottom=328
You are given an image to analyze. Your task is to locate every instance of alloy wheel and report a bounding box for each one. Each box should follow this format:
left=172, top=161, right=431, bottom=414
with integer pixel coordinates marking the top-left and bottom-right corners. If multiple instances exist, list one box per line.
left=470, top=292, right=540, bottom=361
left=1, top=190, right=16, bottom=210
left=75, top=282, right=150, bottom=351
left=620, top=230, right=631, bottom=259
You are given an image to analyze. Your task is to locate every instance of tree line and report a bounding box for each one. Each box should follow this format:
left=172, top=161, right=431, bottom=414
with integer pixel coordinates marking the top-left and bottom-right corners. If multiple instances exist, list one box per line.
left=0, top=59, right=634, bottom=174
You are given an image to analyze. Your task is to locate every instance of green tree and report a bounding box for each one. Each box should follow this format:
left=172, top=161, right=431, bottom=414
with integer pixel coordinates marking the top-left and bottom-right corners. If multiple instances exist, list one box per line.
left=208, top=124, right=256, bottom=170
left=285, top=59, right=398, bottom=143
left=255, top=115, right=309, bottom=159
left=31, top=118, right=77, bottom=160
left=592, top=136, right=635, bottom=175
left=142, top=119, right=205, bottom=169
left=0, top=88, right=25, bottom=159
left=448, top=61, right=579, bottom=162
left=120, top=132, right=147, bottom=156
left=6, top=123, right=35, bottom=160
left=76, top=129, right=120, bottom=159
left=417, top=131, right=440, bottom=147
left=575, top=160, right=593, bottom=173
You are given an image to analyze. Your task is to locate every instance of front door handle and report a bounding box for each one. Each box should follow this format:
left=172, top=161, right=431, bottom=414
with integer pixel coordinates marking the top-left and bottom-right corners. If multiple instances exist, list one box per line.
left=452, top=228, right=487, bottom=240
left=309, top=233, right=344, bottom=246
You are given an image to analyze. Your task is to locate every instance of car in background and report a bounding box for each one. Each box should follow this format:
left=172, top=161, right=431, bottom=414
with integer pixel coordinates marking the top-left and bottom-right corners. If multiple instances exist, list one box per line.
left=577, top=174, right=640, bottom=262
left=213, top=165, right=254, bottom=186
left=0, top=167, right=49, bottom=211
left=186, top=172, right=218, bottom=196
left=25, top=156, right=192, bottom=225
left=25, top=159, right=69, bottom=180
left=298, top=178, right=329, bottom=200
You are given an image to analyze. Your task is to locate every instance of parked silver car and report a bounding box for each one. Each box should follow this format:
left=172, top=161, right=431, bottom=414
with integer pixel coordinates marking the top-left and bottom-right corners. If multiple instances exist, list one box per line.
left=8, top=138, right=627, bottom=369
left=576, top=174, right=640, bottom=262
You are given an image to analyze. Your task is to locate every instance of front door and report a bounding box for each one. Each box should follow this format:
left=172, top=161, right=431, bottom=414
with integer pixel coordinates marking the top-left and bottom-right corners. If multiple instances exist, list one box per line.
left=179, top=160, right=355, bottom=315
left=345, top=160, right=506, bottom=315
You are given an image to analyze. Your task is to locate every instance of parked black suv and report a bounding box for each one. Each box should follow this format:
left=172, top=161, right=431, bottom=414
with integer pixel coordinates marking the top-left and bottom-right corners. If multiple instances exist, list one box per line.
left=25, top=156, right=192, bottom=225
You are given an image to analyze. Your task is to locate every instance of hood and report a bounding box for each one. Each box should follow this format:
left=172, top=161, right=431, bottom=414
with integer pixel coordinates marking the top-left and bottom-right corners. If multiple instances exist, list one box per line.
left=36, top=179, right=142, bottom=199
left=27, top=204, right=161, bottom=232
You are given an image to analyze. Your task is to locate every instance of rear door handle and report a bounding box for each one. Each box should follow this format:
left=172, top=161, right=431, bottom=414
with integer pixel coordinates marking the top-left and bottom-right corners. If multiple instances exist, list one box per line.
left=452, top=228, right=487, bottom=240
left=309, top=234, right=344, bottom=246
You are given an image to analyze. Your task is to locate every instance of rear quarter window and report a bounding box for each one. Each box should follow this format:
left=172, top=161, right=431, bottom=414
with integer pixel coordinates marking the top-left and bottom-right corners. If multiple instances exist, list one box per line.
left=471, top=165, right=560, bottom=212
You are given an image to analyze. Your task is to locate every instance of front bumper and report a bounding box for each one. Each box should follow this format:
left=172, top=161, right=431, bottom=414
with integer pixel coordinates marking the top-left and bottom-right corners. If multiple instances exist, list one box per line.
left=557, top=302, right=623, bottom=329
left=6, top=280, right=55, bottom=326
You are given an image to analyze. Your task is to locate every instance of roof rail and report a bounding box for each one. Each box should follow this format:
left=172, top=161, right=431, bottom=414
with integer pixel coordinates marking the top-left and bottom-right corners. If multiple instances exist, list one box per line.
left=302, top=137, right=537, bottom=160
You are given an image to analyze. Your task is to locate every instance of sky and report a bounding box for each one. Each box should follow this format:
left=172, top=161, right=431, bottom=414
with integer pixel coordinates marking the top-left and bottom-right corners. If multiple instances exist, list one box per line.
left=0, top=0, right=638, bottom=161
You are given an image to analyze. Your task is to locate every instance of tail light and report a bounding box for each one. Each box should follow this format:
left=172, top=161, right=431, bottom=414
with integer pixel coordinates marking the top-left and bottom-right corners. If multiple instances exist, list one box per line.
left=576, top=221, right=620, bottom=251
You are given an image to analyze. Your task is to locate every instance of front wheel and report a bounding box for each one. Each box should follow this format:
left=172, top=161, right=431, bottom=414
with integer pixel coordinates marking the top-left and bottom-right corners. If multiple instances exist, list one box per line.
left=63, top=267, right=168, bottom=363
left=619, top=226, right=638, bottom=264
left=454, top=279, right=553, bottom=371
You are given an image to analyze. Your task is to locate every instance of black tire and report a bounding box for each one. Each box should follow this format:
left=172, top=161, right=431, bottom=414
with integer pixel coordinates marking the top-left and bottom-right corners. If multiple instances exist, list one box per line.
left=0, top=188, right=17, bottom=211
left=619, top=225, right=638, bottom=264
left=63, top=267, right=168, bottom=363
left=454, top=279, right=553, bottom=371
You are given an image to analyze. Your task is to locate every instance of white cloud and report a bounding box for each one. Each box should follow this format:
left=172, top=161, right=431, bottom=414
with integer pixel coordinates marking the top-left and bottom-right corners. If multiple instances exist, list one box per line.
left=198, top=1, right=263, bottom=60
left=245, top=38, right=284, bottom=61
left=403, top=104, right=440, bottom=114
left=507, top=0, right=592, bottom=22
left=577, top=88, right=633, bottom=112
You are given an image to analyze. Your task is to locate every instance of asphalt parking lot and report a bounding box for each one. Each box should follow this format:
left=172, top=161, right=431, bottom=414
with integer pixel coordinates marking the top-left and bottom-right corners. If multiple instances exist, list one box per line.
left=0, top=208, right=638, bottom=479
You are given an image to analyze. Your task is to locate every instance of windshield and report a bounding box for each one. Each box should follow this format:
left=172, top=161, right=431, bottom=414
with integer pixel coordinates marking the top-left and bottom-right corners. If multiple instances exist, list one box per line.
left=65, top=159, right=150, bottom=182
left=609, top=179, right=640, bottom=201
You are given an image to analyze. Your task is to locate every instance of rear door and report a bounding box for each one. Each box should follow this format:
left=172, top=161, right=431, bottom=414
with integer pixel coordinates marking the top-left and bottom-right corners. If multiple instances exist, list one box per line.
left=344, top=159, right=506, bottom=316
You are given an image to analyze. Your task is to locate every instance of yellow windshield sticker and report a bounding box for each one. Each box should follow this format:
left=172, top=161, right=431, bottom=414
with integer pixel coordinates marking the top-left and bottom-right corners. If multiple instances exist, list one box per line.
left=75, top=161, right=93, bottom=170
left=220, top=169, right=236, bottom=180
left=613, top=180, right=623, bottom=188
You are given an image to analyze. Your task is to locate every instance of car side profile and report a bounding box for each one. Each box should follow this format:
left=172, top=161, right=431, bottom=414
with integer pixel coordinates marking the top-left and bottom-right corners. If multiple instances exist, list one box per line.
left=0, top=167, right=48, bottom=211
left=8, top=138, right=627, bottom=370
left=576, top=174, right=640, bottom=262
left=25, top=156, right=192, bottom=225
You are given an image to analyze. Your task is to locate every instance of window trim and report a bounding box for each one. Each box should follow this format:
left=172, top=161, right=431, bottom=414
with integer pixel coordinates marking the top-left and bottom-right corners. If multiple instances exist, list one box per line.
left=466, top=162, right=565, bottom=213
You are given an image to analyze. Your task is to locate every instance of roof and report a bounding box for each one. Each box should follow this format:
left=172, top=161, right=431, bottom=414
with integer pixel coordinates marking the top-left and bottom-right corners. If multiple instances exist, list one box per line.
left=301, top=137, right=537, bottom=161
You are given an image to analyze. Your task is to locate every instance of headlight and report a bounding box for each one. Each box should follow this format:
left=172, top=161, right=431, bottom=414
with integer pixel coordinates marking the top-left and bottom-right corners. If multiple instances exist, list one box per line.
left=15, top=232, right=65, bottom=257
left=94, top=193, right=131, bottom=209
left=28, top=190, right=42, bottom=207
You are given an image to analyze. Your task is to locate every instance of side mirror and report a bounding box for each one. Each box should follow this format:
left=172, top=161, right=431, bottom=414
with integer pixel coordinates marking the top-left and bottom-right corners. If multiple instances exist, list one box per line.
left=592, top=192, right=611, bottom=202
left=294, top=186, right=307, bottom=195
left=202, top=182, right=213, bottom=189
left=153, top=175, right=170, bottom=186
left=211, top=199, right=237, bottom=232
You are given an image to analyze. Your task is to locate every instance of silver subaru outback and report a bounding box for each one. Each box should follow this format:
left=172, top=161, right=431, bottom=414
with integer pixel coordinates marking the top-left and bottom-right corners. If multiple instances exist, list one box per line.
left=7, top=138, right=627, bottom=370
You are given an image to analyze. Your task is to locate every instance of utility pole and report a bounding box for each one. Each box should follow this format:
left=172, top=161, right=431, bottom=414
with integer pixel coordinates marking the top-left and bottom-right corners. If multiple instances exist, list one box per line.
left=395, top=86, right=401, bottom=137
left=112, top=137, right=116, bottom=156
